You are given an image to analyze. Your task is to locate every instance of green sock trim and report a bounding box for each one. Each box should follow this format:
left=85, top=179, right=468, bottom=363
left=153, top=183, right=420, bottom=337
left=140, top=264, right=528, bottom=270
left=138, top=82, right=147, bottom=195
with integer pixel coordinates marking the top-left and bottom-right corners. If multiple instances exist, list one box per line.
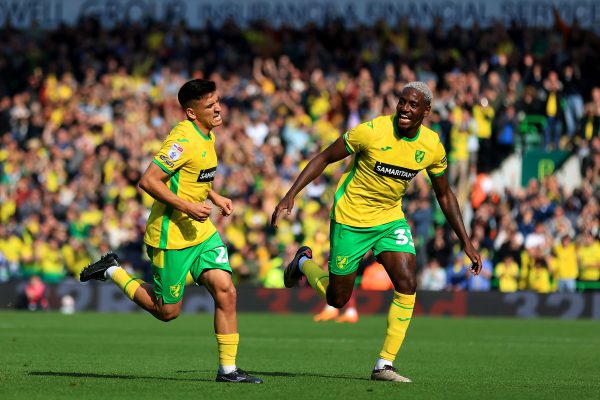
left=392, top=301, right=414, bottom=310
left=397, top=317, right=412, bottom=321
left=122, top=277, right=138, bottom=293
left=316, top=276, right=329, bottom=285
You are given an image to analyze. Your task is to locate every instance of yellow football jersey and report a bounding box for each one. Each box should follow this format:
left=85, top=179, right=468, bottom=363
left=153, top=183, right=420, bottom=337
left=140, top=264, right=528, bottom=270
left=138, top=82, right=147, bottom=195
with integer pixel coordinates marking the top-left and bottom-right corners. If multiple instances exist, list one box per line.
left=144, top=120, right=217, bottom=249
left=332, top=115, right=447, bottom=227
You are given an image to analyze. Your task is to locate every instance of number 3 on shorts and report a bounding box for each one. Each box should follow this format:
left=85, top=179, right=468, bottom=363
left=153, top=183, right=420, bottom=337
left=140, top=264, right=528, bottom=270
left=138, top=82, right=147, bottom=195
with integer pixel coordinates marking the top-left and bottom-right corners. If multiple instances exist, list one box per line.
left=215, top=246, right=229, bottom=263
left=394, top=228, right=414, bottom=248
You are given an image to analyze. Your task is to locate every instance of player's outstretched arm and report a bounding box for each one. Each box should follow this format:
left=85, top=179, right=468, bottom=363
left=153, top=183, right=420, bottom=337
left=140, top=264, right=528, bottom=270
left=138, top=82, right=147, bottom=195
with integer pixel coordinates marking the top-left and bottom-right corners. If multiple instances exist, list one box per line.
left=139, top=163, right=212, bottom=222
left=429, top=171, right=482, bottom=274
left=271, top=137, right=350, bottom=227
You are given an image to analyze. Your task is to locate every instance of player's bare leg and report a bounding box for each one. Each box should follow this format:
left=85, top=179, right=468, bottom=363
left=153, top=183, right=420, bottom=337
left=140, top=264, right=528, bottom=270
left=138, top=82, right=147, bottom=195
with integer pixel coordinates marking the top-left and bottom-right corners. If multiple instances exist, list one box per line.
left=199, top=269, right=238, bottom=334
left=200, top=268, right=262, bottom=384
left=80, top=252, right=182, bottom=321
left=285, top=245, right=357, bottom=310
left=132, top=284, right=182, bottom=321
left=315, top=280, right=359, bottom=322
left=326, top=272, right=357, bottom=308
left=370, top=251, right=416, bottom=382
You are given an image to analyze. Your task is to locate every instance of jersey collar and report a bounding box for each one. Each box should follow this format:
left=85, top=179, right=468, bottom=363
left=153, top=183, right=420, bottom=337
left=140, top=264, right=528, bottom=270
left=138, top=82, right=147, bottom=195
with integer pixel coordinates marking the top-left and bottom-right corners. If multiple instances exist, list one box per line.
left=392, top=115, right=421, bottom=142
left=189, top=120, right=212, bottom=140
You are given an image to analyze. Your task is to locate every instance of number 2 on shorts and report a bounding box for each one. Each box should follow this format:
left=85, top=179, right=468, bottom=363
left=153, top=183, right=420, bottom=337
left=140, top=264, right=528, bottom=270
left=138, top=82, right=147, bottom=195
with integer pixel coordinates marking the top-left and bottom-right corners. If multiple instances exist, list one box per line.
left=215, top=246, right=229, bottom=263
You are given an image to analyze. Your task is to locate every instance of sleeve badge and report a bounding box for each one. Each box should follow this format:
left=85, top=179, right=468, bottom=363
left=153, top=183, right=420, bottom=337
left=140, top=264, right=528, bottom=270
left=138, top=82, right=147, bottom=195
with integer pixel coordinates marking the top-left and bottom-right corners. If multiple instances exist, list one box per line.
left=168, top=143, right=184, bottom=161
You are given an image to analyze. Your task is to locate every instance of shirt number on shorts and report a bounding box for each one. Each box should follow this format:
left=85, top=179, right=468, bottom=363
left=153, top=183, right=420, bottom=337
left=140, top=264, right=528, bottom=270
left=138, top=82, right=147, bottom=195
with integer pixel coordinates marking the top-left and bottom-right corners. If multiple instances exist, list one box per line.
left=215, top=246, right=229, bottom=263
left=394, top=228, right=414, bottom=247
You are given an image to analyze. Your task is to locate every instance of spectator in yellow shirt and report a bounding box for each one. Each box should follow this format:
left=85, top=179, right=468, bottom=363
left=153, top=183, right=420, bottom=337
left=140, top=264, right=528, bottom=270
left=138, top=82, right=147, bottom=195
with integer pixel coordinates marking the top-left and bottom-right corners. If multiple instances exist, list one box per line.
left=552, top=235, right=578, bottom=292
left=449, top=107, right=471, bottom=206
left=495, top=254, right=520, bottom=292
left=577, top=232, right=600, bottom=283
left=472, top=95, right=495, bottom=172
left=529, top=259, right=553, bottom=293
left=40, top=238, right=66, bottom=284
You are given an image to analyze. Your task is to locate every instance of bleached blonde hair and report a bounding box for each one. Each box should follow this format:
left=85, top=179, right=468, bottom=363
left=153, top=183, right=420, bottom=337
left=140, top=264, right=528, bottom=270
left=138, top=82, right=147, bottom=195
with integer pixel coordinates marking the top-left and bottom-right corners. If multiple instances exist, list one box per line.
left=404, top=81, right=433, bottom=104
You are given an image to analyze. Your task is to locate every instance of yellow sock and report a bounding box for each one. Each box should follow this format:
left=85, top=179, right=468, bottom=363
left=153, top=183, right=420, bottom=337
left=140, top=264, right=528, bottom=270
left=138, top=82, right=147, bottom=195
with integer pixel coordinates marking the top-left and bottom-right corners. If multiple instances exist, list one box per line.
left=302, top=260, right=329, bottom=299
left=216, top=333, right=239, bottom=367
left=379, top=291, right=415, bottom=361
left=112, top=268, right=143, bottom=300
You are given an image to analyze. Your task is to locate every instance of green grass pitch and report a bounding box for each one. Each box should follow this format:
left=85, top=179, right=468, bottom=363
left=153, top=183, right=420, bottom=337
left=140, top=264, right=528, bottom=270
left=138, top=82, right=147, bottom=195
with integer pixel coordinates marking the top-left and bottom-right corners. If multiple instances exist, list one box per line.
left=1, top=311, right=598, bottom=399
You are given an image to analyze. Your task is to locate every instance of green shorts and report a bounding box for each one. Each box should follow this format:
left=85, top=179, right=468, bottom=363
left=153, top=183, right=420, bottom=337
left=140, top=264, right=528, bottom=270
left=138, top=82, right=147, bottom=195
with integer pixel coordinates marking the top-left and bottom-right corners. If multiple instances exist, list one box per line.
left=328, top=219, right=416, bottom=276
left=146, top=231, right=232, bottom=304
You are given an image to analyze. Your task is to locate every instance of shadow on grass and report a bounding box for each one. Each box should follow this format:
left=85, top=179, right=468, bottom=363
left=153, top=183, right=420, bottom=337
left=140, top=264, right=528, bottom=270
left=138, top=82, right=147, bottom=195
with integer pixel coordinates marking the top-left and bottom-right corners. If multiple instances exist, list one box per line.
left=28, top=371, right=212, bottom=382
left=177, top=369, right=370, bottom=381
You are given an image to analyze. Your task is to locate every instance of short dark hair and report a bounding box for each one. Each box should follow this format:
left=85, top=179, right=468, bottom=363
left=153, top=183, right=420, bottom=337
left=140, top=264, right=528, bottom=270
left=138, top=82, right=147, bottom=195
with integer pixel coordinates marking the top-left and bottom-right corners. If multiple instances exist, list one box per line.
left=177, top=79, right=216, bottom=108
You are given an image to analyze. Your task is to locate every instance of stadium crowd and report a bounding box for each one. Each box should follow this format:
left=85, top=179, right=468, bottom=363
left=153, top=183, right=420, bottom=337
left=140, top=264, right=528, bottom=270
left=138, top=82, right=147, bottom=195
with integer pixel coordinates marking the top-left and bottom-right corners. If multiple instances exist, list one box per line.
left=0, top=11, right=599, bottom=293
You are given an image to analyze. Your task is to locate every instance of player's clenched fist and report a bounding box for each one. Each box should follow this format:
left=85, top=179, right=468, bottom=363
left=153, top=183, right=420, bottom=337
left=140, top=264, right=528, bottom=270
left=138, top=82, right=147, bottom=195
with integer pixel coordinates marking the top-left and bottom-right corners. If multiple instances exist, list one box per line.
left=185, top=202, right=212, bottom=222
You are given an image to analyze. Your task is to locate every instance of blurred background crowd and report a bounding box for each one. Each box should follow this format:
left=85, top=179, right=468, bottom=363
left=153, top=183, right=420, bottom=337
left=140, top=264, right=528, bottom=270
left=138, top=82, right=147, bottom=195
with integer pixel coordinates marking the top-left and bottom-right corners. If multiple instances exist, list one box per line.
left=0, top=9, right=599, bottom=295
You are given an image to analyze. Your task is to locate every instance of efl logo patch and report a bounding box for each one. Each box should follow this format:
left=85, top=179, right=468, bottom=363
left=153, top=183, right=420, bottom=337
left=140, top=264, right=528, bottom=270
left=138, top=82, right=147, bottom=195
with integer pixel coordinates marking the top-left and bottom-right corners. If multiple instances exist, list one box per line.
left=168, top=143, right=184, bottom=161
left=170, top=283, right=182, bottom=298
left=415, top=150, right=425, bottom=163
left=336, top=256, right=348, bottom=270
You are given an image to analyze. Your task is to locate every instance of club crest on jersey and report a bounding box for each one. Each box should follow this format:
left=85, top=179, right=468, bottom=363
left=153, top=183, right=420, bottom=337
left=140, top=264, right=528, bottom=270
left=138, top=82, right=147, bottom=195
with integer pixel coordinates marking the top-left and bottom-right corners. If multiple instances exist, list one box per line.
left=170, top=283, right=182, bottom=298
left=336, top=256, right=348, bottom=270
left=168, top=143, right=184, bottom=161
left=415, top=150, right=425, bottom=163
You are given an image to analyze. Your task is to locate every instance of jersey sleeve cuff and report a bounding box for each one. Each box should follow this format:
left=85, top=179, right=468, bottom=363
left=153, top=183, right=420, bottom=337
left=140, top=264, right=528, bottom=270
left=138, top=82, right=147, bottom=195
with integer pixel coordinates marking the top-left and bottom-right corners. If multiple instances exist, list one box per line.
left=343, top=136, right=354, bottom=154
left=429, top=169, right=446, bottom=177
left=153, top=159, right=174, bottom=175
